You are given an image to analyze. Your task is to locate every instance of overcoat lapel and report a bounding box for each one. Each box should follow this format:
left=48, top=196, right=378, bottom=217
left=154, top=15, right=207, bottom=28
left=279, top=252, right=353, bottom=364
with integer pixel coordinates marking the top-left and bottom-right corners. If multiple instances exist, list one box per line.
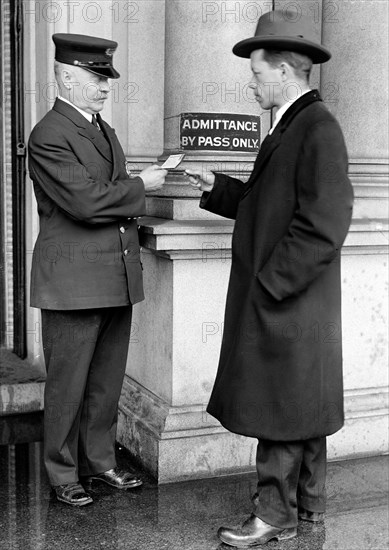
left=241, top=90, right=323, bottom=200
left=53, top=99, right=113, bottom=163
left=241, top=131, right=282, bottom=199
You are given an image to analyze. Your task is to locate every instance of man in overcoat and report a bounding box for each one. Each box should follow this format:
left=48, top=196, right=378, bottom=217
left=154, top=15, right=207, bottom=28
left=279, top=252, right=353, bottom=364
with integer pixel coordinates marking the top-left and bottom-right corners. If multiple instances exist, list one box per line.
left=28, top=34, right=167, bottom=506
left=186, top=10, right=353, bottom=546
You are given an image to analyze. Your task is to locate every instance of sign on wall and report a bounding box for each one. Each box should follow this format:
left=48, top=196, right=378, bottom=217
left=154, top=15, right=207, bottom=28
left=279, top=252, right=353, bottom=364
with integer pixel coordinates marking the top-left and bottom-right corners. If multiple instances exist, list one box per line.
left=180, top=113, right=261, bottom=152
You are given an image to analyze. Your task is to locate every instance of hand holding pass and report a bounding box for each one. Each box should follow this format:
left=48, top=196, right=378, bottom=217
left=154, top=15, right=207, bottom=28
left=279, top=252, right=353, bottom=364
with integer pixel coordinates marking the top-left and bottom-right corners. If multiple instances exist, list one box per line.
left=185, top=169, right=215, bottom=192
left=140, top=165, right=168, bottom=192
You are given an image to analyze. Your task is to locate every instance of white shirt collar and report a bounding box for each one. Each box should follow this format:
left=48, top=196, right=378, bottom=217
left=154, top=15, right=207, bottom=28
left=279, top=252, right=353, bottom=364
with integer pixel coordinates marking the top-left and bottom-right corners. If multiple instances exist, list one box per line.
left=57, top=96, right=93, bottom=123
left=268, top=89, right=311, bottom=135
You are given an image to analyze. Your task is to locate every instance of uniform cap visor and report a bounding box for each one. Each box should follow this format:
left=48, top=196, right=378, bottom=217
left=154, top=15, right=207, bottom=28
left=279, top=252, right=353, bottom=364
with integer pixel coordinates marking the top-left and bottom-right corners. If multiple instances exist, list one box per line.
left=82, top=66, right=120, bottom=79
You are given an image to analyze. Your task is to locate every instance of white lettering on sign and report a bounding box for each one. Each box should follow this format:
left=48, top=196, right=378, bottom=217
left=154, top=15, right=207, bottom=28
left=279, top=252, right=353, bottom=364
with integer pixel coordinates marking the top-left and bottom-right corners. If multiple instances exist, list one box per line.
left=232, top=137, right=259, bottom=148
left=182, top=118, right=258, bottom=132
left=198, top=136, right=231, bottom=147
left=181, top=136, right=196, bottom=147
left=180, top=112, right=261, bottom=152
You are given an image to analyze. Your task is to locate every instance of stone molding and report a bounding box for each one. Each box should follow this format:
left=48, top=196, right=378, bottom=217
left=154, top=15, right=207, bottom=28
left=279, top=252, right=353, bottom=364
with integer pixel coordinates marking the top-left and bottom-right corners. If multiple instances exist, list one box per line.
left=118, top=376, right=388, bottom=482
left=142, top=159, right=389, bottom=223
left=138, top=217, right=389, bottom=257
left=120, top=376, right=388, bottom=436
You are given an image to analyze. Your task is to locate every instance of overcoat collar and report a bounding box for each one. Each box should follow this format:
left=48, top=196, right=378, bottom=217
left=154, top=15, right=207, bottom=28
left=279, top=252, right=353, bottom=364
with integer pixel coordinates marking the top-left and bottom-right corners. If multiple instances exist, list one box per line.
left=241, top=89, right=322, bottom=199
left=53, top=98, right=113, bottom=164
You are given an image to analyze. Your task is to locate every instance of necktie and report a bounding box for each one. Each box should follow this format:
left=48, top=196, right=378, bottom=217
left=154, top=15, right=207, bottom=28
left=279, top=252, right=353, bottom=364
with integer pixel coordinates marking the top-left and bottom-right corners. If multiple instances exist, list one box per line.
left=91, top=114, right=99, bottom=130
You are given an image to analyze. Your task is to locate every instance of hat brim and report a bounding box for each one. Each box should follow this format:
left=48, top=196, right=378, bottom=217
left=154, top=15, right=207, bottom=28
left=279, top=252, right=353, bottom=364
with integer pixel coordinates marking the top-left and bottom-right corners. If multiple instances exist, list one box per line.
left=233, top=36, right=331, bottom=64
left=82, top=66, right=120, bottom=79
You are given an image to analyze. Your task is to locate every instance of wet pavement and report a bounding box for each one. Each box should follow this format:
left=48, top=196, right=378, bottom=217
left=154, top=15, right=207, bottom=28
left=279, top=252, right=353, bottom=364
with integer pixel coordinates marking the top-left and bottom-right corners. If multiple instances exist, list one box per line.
left=0, top=413, right=388, bottom=550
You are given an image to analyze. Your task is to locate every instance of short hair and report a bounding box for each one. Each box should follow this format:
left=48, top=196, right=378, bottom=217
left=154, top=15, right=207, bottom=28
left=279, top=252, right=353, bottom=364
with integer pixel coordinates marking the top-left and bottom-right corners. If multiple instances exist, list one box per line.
left=263, top=50, right=313, bottom=82
left=54, top=60, right=76, bottom=80
left=54, top=60, right=62, bottom=79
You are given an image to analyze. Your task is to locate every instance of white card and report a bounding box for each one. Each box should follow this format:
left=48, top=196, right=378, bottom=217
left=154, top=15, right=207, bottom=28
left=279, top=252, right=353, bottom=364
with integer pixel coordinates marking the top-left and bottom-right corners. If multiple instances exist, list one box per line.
left=160, top=154, right=185, bottom=169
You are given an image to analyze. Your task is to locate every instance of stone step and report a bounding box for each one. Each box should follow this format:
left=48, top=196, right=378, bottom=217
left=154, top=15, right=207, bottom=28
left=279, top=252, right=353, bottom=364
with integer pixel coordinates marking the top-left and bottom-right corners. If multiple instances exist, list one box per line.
left=0, top=349, right=45, bottom=416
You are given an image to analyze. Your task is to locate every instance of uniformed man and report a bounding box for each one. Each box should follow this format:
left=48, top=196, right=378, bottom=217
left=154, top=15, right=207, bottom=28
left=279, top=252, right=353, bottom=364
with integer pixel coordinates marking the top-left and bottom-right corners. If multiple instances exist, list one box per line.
left=186, top=10, right=353, bottom=547
left=28, top=33, right=167, bottom=506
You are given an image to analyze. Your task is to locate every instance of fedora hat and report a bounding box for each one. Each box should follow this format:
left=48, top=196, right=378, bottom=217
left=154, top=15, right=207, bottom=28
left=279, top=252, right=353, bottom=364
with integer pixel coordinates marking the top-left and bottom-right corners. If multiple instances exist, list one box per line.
left=53, top=33, right=120, bottom=78
left=233, top=10, right=331, bottom=63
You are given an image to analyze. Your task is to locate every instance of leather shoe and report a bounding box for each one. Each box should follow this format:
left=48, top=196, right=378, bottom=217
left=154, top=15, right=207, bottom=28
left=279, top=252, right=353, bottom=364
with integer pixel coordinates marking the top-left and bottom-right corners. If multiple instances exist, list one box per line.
left=298, top=507, right=324, bottom=523
left=218, top=514, right=296, bottom=547
left=54, top=482, right=93, bottom=507
left=83, top=467, right=143, bottom=489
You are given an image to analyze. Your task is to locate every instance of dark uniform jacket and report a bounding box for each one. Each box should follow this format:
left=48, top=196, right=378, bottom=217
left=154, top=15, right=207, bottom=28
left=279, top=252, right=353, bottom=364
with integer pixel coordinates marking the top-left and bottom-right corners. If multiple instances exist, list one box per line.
left=28, top=98, right=145, bottom=309
left=201, top=91, right=354, bottom=441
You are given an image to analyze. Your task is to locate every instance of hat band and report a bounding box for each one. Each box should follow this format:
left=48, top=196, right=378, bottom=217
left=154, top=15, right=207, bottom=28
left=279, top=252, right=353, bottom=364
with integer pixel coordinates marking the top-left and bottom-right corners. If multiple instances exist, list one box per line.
left=73, top=60, right=113, bottom=68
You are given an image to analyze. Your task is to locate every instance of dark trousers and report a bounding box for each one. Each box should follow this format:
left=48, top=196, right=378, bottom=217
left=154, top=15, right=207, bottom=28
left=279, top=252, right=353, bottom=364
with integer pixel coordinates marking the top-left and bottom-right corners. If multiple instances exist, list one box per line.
left=253, top=437, right=327, bottom=528
left=41, top=306, right=132, bottom=486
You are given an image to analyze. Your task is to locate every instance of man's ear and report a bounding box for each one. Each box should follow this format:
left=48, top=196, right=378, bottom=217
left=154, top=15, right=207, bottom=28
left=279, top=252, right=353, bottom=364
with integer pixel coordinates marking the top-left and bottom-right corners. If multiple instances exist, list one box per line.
left=62, top=68, right=73, bottom=89
left=279, top=62, right=291, bottom=82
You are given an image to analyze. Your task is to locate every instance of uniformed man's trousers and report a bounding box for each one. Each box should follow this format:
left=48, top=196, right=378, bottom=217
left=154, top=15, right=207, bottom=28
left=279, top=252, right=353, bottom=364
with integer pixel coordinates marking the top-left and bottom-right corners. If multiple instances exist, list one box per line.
left=253, top=437, right=327, bottom=528
left=41, top=306, right=132, bottom=486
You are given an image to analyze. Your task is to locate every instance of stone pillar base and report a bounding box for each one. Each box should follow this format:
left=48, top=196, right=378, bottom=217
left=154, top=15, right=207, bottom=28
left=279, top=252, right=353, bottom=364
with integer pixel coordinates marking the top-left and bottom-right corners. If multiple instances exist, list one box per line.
left=117, top=375, right=388, bottom=484
left=117, top=376, right=257, bottom=484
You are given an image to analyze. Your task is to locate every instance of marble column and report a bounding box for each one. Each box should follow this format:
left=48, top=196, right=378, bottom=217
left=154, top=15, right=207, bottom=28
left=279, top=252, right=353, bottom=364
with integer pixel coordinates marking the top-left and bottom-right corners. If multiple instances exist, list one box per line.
left=118, top=0, right=273, bottom=482
left=150, top=0, right=270, bottom=217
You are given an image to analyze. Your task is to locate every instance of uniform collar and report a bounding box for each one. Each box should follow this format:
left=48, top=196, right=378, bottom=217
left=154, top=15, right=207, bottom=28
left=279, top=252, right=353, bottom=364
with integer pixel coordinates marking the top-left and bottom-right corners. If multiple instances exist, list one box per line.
left=57, top=96, right=93, bottom=123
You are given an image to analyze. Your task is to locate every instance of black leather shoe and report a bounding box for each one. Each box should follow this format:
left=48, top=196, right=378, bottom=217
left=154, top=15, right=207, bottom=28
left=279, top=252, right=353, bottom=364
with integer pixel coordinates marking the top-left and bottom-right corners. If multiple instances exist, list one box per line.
left=54, top=482, right=93, bottom=507
left=84, top=467, right=143, bottom=489
left=218, top=514, right=297, bottom=547
left=298, top=507, right=324, bottom=523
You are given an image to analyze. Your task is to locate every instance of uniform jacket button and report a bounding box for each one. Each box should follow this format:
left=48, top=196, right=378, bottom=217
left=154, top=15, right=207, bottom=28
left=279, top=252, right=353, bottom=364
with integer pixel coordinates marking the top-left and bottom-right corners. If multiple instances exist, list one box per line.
left=120, top=226, right=125, bottom=233
left=124, top=249, right=128, bottom=256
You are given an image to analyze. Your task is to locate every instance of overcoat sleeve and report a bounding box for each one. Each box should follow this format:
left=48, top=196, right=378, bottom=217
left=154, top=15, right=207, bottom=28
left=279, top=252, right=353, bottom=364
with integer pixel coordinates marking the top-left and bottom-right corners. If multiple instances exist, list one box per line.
left=257, top=119, right=354, bottom=301
left=28, top=125, right=145, bottom=224
left=200, top=172, right=245, bottom=220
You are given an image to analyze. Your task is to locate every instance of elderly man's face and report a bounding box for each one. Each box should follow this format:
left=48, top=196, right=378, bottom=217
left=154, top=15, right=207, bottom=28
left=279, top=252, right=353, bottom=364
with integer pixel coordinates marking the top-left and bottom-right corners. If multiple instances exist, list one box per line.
left=249, top=49, right=283, bottom=110
left=67, top=67, right=110, bottom=114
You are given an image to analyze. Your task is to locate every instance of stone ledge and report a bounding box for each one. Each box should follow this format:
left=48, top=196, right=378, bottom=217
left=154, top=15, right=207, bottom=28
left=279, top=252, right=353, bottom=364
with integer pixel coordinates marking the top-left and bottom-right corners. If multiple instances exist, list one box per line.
left=140, top=217, right=388, bottom=234
left=0, top=349, right=45, bottom=416
left=140, top=217, right=234, bottom=234
left=139, top=217, right=389, bottom=254
left=146, top=196, right=224, bottom=221
left=147, top=195, right=389, bottom=222
left=143, top=159, right=388, bottom=220
left=344, top=386, right=389, bottom=418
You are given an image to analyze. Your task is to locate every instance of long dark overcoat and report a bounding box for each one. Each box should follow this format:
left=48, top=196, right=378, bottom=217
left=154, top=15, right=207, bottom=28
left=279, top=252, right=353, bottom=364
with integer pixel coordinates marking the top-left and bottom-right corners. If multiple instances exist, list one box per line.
left=201, top=91, right=354, bottom=441
left=28, top=98, right=145, bottom=309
